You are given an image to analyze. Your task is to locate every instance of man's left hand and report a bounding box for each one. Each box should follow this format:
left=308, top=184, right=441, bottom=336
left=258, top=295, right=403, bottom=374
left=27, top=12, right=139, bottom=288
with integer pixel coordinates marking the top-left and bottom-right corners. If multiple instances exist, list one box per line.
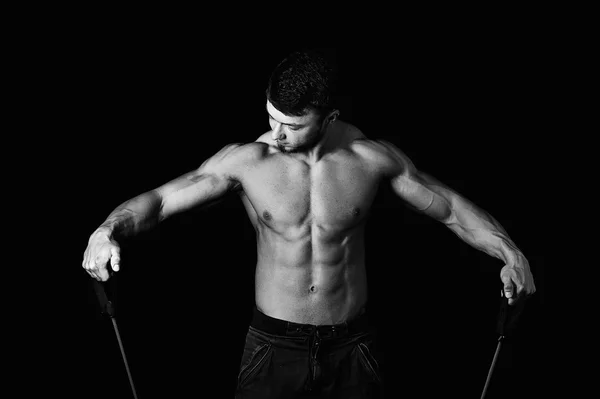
left=500, top=261, right=536, bottom=306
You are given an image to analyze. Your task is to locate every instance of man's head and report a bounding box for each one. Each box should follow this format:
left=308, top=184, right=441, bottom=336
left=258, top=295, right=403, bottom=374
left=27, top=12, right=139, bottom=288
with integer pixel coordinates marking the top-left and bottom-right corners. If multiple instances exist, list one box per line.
left=265, top=50, right=340, bottom=153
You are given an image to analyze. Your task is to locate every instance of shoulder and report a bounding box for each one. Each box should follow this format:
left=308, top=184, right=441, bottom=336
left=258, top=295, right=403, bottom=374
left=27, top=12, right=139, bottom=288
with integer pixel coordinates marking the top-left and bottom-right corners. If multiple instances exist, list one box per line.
left=212, top=141, right=268, bottom=162
left=332, top=121, right=413, bottom=177
left=199, top=141, right=268, bottom=176
left=335, top=121, right=401, bottom=160
left=351, top=137, right=415, bottom=177
left=254, top=131, right=281, bottom=152
left=255, top=131, right=273, bottom=145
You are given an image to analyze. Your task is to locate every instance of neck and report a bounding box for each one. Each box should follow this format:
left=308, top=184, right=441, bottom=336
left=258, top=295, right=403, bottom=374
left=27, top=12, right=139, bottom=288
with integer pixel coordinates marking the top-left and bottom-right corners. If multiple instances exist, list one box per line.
left=300, top=123, right=338, bottom=163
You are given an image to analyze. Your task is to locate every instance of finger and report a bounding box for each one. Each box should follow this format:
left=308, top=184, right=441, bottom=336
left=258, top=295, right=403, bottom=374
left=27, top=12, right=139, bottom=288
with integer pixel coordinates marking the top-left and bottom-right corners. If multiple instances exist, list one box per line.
left=500, top=289, right=516, bottom=305
left=82, top=248, right=88, bottom=268
left=83, top=248, right=93, bottom=272
left=87, top=263, right=99, bottom=280
left=95, top=251, right=109, bottom=271
left=501, top=278, right=514, bottom=300
left=84, top=257, right=96, bottom=279
left=510, top=283, right=528, bottom=305
left=86, top=269, right=96, bottom=279
left=515, top=282, right=525, bottom=297
left=89, top=253, right=107, bottom=280
left=97, top=265, right=110, bottom=282
left=110, top=247, right=120, bottom=272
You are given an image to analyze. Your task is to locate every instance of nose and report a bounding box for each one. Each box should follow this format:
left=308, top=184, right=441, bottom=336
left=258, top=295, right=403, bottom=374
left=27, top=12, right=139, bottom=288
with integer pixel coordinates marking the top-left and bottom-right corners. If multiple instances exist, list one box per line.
left=271, top=123, right=286, bottom=141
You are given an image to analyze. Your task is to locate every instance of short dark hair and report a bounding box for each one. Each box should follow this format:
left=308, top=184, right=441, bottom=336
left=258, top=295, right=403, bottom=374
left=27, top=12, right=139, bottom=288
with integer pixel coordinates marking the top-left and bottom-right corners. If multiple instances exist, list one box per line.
left=265, top=50, right=338, bottom=120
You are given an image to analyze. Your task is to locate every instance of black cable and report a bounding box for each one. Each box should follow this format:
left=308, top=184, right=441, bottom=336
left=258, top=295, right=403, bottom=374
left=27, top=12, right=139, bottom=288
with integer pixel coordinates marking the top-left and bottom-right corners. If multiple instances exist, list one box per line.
left=92, top=278, right=139, bottom=399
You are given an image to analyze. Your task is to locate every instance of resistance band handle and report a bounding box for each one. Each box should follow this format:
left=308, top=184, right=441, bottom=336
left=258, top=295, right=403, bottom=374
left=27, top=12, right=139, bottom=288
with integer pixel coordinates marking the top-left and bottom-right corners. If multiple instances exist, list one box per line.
left=497, top=291, right=526, bottom=338
left=481, top=289, right=528, bottom=398
left=496, top=295, right=509, bottom=337
left=92, top=278, right=115, bottom=318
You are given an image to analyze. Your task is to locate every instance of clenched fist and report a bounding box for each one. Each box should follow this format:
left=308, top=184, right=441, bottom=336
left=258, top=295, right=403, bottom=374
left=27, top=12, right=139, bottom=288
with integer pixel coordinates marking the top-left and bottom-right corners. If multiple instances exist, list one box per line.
left=500, top=261, right=536, bottom=306
left=82, top=228, right=121, bottom=281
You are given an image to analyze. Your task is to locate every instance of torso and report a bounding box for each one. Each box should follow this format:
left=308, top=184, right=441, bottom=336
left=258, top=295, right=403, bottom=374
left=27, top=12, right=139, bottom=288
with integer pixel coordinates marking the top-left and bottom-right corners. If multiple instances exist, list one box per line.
left=236, top=122, right=390, bottom=325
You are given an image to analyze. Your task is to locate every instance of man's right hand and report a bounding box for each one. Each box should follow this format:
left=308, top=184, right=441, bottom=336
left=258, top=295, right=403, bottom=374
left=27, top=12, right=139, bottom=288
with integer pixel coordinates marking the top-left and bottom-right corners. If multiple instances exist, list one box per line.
left=83, top=228, right=121, bottom=281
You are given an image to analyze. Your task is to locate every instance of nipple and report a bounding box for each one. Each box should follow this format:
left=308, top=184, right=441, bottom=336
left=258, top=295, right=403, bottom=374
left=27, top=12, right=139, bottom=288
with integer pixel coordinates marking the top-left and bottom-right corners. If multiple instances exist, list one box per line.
left=263, top=210, right=272, bottom=221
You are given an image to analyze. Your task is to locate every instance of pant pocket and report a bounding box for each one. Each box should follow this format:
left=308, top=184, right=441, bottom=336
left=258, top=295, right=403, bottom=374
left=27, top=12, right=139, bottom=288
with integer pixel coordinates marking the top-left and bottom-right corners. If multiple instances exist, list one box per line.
left=237, top=341, right=273, bottom=388
left=356, top=342, right=382, bottom=384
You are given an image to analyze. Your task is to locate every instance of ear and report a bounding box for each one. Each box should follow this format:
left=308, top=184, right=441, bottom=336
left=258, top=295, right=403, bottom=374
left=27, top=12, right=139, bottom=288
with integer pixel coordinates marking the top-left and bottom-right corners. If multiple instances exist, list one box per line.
left=325, top=109, right=340, bottom=124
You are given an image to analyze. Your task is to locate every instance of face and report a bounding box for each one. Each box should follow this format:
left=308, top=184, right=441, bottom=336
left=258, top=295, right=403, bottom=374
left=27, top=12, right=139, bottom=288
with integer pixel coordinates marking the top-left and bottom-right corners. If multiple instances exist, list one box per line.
left=266, top=100, right=331, bottom=153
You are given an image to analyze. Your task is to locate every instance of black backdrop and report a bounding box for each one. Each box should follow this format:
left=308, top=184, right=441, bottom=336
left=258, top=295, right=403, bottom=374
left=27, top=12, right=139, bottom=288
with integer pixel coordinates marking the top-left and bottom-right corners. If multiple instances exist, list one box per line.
left=45, top=24, right=550, bottom=399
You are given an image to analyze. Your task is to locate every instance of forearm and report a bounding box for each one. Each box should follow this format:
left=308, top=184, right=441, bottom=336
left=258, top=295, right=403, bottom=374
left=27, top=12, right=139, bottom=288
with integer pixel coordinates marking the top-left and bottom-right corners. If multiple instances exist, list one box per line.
left=97, top=190, right=162, bottom=239
left=445, top=198, right=526, bottom=268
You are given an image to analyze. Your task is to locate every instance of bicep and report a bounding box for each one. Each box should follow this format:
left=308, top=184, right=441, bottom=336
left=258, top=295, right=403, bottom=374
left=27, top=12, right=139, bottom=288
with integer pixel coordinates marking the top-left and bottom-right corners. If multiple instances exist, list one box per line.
left=378, top=140, right=453, bottom=222
left=155, top=144, right=243, bottom=220
left=369, top=139, right=455, bottom=222
left=391, top=171, right=453, bottom=222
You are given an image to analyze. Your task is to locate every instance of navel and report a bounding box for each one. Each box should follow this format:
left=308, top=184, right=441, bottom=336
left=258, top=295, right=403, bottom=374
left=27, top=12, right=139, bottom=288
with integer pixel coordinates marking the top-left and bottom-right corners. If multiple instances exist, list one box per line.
left=310, top=285, right=317, bottom=293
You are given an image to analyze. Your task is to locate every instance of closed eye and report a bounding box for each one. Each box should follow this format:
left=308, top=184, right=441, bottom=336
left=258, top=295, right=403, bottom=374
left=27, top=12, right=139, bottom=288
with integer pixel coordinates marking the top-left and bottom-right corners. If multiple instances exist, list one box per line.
left=267, top=113, right=304, bottom=130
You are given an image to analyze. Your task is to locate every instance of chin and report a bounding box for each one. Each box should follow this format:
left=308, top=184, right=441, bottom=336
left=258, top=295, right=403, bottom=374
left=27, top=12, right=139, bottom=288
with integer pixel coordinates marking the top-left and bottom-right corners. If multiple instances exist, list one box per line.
left=283, top=146, right=304, bottom=154
left=278, top=143, right=296, bottom=153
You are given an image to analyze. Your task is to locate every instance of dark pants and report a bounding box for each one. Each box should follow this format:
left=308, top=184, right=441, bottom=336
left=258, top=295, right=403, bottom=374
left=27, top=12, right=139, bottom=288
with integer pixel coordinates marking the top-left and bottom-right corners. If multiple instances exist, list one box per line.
left=235, top=306, right=385, bottom=398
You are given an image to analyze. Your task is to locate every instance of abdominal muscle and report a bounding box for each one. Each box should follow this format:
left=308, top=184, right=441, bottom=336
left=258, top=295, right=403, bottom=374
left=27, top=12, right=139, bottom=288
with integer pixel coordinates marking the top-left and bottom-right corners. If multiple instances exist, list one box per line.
left=254, top=225, right=368, bottom=325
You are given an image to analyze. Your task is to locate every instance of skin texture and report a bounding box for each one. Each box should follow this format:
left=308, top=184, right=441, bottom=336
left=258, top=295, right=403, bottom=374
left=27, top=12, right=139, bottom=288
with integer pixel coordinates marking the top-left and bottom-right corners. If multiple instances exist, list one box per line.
left=82, top=100, right=535, bottom=325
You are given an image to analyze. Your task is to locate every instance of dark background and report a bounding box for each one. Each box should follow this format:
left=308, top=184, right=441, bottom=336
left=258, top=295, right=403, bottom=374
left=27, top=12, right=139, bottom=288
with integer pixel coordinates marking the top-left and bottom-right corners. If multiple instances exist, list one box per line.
left=36, top=18, right=551, bottom=399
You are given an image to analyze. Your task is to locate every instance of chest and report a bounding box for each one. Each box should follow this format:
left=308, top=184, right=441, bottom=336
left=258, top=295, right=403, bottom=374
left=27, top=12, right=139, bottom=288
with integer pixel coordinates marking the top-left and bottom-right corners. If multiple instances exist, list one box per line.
left=240, top=153, right=381, bottom=229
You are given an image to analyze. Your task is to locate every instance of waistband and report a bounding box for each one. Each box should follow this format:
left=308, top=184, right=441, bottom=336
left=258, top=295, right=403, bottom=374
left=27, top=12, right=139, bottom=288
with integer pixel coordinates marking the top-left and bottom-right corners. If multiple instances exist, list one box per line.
left=250, top=305, right=371, bottom=339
